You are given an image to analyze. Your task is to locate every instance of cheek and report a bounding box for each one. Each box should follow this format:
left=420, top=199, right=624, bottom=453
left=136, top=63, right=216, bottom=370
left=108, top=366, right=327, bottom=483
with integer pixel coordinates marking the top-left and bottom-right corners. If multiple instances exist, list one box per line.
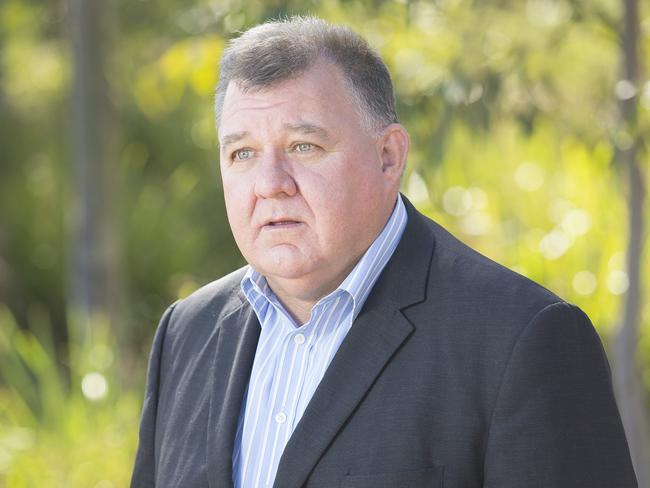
left=223, top=170, right=252, bottom=202
left=322, top=173, right=385, bottom=232
left=304, top=166, right=377, bottom=222
left=329, top=169, right=379, bottom=208
left=222, top=176, right=254, bottom=233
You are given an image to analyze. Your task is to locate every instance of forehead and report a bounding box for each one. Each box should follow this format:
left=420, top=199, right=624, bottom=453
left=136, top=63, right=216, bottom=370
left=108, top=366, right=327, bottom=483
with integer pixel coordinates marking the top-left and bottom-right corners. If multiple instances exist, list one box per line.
left=218, top=61, right=361, bottom=135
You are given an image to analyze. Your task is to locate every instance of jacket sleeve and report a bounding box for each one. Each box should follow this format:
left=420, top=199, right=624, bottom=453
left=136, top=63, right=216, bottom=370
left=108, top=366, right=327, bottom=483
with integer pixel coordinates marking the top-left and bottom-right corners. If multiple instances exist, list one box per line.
left=483, top=302, right=638, bottom=487
left=130, top=302, right=177, bottom=488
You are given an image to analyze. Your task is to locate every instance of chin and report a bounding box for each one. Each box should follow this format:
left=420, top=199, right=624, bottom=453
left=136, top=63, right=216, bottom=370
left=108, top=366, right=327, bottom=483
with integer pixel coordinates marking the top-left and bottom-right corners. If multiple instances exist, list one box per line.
left=259, top=262, right=312, bottom=281
left=250, top=252, right=320, bottom=281
left=246, top=245, right=315, bottom=276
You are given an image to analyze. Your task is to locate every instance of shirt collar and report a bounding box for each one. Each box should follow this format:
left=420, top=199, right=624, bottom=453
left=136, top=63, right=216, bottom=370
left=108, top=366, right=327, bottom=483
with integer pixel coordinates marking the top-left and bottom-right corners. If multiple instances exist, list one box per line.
left=241, top=194, right=408, bottom=322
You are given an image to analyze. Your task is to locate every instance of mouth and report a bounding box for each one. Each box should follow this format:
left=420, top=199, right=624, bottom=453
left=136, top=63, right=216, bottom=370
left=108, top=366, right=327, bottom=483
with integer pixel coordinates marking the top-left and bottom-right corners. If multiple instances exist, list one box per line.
left=263, top=219, right=302, bottom=229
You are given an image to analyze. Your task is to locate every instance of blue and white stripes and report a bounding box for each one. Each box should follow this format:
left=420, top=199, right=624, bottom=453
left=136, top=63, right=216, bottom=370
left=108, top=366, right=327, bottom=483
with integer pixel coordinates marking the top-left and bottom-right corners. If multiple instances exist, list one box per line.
left=232, top=195, right=407, bottom=488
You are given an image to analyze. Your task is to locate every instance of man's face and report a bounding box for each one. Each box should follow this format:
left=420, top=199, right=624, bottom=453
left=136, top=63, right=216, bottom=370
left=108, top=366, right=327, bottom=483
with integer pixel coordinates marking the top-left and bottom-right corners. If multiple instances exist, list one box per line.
left=218, top=61, right=401, bottom=300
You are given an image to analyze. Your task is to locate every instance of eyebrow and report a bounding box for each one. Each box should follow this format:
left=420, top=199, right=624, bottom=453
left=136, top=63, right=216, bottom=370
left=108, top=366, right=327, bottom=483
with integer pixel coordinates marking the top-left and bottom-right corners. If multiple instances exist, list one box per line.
left=219, top=131, right=250, bottom=149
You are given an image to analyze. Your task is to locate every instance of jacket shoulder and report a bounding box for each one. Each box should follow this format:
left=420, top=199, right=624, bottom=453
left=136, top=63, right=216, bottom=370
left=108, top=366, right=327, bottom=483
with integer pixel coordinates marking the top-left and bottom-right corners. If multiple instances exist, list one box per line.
left=165, top=266, right=249, bottom=337
left=418, top=212, right=565, bottom=325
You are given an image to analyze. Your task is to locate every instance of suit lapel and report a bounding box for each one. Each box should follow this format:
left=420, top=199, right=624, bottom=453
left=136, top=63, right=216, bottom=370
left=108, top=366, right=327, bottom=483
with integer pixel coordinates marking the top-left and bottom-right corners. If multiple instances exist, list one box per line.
left=273, top=306, right=414, bottom=488
left=273, top=196, right=436, bottom=488
left=206, top=301, right=260, bottom=488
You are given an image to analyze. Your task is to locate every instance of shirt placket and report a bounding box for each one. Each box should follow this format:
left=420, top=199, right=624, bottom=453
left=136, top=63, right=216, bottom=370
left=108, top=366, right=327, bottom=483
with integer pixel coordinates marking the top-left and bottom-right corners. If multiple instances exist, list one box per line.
left=258, top=315, right=313, bottom=486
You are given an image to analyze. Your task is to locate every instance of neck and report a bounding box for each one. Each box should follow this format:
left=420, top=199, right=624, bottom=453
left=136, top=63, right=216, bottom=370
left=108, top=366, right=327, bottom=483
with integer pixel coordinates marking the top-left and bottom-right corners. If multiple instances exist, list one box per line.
left=265, top=258, right=360, bottom=326
left=272, top=293, right=314, bottom=326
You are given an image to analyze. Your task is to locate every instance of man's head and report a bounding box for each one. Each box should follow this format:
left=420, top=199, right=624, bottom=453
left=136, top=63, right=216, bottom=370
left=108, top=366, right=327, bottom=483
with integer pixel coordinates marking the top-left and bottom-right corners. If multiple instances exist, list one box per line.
left=216, top=17, right=409, bottom=304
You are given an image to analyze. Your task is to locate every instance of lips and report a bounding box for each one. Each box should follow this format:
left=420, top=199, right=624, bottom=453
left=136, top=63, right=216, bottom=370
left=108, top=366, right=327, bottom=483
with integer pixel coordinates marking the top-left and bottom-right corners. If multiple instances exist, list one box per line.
left=262, top=218, right=303, bottom=228
left=267, top=220, right=299, bottom=226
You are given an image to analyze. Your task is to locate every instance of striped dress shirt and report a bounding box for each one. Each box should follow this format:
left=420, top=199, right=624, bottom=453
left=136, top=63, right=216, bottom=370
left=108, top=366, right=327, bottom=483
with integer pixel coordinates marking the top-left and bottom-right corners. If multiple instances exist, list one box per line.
left=232, top=195, right=408, bottom=488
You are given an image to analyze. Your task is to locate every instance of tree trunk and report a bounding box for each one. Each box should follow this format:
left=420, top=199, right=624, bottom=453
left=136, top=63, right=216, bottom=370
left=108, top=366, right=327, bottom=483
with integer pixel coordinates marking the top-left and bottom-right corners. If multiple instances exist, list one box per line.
left=0, top=0, right=4, bottom=112
left=613, top=0, right=649, bottom=485
left=69, top=0, right=112, bottom=341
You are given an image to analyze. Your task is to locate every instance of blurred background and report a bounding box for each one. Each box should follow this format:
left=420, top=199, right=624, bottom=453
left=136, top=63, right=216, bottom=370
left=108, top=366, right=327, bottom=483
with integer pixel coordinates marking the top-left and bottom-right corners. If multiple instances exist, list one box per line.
left=0, top=0, right=649, bottom=486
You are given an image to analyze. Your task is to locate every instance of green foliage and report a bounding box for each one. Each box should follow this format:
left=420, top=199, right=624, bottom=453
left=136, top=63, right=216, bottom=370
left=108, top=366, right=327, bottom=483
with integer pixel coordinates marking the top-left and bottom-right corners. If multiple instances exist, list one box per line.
left=0, top=305, right=138, bottom=486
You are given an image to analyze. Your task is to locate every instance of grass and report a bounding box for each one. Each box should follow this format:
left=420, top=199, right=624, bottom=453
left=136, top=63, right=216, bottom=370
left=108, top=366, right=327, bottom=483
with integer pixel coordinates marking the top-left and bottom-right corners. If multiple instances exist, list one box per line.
left=0, top=304, right=141, bottom=487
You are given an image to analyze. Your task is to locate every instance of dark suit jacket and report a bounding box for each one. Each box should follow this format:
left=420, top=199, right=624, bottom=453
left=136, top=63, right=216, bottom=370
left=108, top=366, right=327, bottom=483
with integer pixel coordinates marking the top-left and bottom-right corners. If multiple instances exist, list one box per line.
left=131, top=198, right=637, bottom=487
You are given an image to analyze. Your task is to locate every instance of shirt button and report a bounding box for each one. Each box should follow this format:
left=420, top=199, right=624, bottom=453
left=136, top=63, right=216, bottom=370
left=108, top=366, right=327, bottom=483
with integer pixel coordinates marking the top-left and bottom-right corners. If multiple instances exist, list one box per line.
left=294, top=333, right=306, bottom=345
left=275, top=412, right=287, bottom=424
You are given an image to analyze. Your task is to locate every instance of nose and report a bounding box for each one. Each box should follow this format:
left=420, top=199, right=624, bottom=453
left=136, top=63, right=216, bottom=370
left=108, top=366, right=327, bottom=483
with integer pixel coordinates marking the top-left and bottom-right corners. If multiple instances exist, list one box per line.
left=254, top=148, right=298, bottom=199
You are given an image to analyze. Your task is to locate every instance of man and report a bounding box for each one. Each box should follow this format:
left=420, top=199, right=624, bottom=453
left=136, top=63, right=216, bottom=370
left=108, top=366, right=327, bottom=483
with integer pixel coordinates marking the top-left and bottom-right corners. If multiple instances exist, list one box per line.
left=131, top=16, right=638, bottom=488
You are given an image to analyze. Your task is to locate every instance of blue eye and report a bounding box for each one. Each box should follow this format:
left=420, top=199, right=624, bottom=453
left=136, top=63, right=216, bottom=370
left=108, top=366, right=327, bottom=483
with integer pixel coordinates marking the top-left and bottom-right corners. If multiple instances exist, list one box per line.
left=294, top=143, right=313, bottom=152
left=233, top=149, right=253, bottom=161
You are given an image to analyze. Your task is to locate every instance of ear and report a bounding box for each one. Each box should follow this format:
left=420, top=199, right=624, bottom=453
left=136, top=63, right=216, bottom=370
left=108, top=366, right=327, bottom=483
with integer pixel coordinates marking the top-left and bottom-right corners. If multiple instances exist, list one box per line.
left=377, top=124, right=410, bottom=185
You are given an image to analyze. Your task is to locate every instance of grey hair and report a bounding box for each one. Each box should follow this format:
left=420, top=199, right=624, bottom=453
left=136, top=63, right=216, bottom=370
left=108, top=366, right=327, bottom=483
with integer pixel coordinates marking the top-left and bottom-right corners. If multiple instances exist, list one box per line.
left=214, top=16, right=398, bottom=133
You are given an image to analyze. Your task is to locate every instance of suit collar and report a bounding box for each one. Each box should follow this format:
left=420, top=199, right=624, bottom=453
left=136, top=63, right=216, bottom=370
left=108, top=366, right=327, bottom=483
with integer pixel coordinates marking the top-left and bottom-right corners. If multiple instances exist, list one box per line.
left=367, top=193, right=436, bottom=310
